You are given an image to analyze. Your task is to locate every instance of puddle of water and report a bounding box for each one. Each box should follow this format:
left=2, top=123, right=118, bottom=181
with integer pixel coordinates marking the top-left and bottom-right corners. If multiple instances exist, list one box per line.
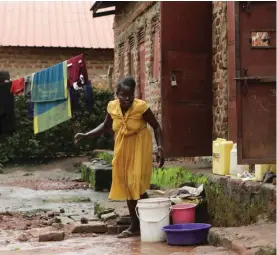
left=0, top=236, right=195, bottom=255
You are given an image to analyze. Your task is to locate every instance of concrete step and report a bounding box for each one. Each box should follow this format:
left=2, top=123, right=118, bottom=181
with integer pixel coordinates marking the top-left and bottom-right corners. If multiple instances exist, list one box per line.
left=208, top=223, right=276, bottom=255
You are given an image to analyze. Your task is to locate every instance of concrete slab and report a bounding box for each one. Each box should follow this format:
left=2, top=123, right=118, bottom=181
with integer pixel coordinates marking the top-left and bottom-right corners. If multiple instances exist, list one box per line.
left=208, top=223, right=276, bottom=255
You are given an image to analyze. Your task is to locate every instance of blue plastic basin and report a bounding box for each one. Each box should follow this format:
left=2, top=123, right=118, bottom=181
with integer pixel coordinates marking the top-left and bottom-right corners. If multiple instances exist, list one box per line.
left=162, top=223, right=211, bottom=246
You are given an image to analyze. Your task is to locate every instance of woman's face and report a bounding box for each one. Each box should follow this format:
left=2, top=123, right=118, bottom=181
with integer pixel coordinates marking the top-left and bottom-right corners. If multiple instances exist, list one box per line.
left=117, top=85, right=135, bottom=110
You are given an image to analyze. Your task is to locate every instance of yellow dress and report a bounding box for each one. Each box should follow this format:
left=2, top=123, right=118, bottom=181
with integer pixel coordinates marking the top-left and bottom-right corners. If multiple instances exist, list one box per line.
left=107, top=99, right=153, bottom=201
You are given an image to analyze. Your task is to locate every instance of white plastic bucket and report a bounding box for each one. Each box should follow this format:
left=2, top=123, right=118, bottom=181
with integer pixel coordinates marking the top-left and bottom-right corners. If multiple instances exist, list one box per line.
left=230, top=143, right=249, bottom=176
left=136, top=197, right=171, bottom=242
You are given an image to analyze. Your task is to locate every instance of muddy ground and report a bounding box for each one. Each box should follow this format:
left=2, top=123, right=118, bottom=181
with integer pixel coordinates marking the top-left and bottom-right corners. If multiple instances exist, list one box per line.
left=0, top=157, right=232, bottom=255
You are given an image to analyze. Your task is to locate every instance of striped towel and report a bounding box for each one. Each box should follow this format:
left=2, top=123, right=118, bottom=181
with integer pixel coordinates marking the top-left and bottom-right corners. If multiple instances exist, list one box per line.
left=31, top=62, right=68, bottom=102
left=33, top=95, right=72, bottom=134
left=32, top=61, right=72, bottom=134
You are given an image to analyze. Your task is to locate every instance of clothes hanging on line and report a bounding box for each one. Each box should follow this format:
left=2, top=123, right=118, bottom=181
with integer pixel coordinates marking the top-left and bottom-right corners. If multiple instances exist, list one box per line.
left=69, top=86, right=81, bottom=112
left=24, top=74, right=34, bottom=118
left=69, top=80, right=94, bottom=113
left=0, top=71, right=10, bottom=83
left=84, top=80, right=94, bottom=113
left=26, top=93, right=34, bottom=118
left=31, top=61, right=72, bottom=134
left=10, top=77, right=24, bottom=96
left=67, top=54, right=88, bottom=88
left=24, top=73, right=33, bottom=95
left=31, top=62, right=68, bottom=102
left=33, top=96, right=71, bottom=134
left=0, top=82, right=15, bottom=135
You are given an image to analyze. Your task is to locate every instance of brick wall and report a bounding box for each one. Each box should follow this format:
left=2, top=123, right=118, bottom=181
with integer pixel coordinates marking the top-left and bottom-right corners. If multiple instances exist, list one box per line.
left=113, top=1, right=161, bottom=149
left=113, top=1, right=229, bottom=157
left=212, top=2, right=228, bottom=139
left=0, top=46, right=114, bottom=90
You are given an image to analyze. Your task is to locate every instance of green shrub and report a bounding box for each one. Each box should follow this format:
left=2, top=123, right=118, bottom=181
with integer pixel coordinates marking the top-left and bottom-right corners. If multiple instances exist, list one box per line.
left=0, top=88, right=114, bottom=164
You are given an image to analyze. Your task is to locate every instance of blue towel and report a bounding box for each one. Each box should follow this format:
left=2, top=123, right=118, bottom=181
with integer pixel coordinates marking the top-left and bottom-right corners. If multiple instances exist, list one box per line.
left=31, top=61, right=68, bottom=103
left=33, top=92, right=71, bottom=134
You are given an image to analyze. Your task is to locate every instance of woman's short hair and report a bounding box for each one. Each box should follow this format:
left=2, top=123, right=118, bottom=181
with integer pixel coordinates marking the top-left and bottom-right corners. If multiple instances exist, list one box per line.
left=116, top=76, right=136, bottom=93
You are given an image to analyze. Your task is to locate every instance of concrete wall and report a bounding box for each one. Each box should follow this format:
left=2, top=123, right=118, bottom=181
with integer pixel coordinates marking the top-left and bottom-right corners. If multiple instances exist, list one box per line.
left=0, top=47, right=114, bottom=90
left=113, top=2, right=161, bottom=123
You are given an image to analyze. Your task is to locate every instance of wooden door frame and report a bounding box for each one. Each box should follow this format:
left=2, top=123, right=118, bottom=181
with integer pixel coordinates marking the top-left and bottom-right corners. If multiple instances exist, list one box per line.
left=235, top=2, right=276, bottom=164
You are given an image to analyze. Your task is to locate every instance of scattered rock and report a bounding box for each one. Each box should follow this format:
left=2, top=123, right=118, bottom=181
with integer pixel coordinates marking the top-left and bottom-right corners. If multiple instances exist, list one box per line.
left=81, top=217, right=88, bottom=224
left=60, top=208, right=65, bottom=213
left=39, top=231, right=65, bottom=242
left=107, top=225, right=117, bottom=234
left=71, top=222, right=107, bottom=234
left=87, top=215, right=99, bottom=222
left=47, top=218, right=56, bottom=226
left=15, top=222, right=28, bottom=230
left=92, top=233, right=98, bottom=237
left=17, top=233, right=29, bottom=242
left=56, top=216, right=74, bottom=225
left=97, top=208, right=114, bottom=218
left=52, top=223, right=65, bottom=230
left=82, top=209, right=85, bottom=213
left=40, top=220, right=49, bottom=227
left=101, top=212, right=117, bottom=222
left=47, top=211, right=60, bottom=218
left=55, top=218, right=62, bottom=224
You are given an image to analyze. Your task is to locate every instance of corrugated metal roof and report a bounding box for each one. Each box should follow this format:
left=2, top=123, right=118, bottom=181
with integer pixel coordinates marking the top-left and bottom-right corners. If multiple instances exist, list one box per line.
left=0, top=1, right=114, bottom=49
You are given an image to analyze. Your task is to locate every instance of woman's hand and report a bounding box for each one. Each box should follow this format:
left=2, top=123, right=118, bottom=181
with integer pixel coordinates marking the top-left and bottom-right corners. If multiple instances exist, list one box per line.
left=74, top=133, right=86, bottom=145
left=156, top=147, right=165, bottom=168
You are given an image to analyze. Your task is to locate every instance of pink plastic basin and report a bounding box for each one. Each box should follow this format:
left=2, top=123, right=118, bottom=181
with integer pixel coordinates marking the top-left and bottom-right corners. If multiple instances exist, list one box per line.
left=171, top=204, right=196, bottom=224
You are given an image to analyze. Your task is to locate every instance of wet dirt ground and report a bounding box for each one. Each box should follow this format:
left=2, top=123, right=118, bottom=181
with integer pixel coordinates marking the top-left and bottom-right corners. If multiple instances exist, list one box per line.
left=0, top=235, right=198, bottom=255
left=0, top=157, right=229, bottom=255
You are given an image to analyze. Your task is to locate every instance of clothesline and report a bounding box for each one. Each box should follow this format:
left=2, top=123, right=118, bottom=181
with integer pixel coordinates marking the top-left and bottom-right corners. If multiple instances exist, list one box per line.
left=13, top=59, right=83, bottom=82
left=10, top=46, right=95, bottom=82
left=8, top=53, right=93, bottom=135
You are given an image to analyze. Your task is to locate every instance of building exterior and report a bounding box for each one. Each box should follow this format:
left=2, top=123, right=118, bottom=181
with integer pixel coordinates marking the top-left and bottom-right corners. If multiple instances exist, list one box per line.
left=92, top=1, right=276, bottom=164
left=0, top=1, right=114, bottom=89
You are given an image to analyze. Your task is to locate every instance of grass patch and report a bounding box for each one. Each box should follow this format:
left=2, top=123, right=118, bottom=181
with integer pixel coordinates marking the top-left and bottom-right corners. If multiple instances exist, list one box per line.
left=42, top=196, right=91, bottom=203
left=97, top=152, right=113, bottom=164
left=94, top=202, right=106, bottom=216
left=151, top=167, right=208, bottom=189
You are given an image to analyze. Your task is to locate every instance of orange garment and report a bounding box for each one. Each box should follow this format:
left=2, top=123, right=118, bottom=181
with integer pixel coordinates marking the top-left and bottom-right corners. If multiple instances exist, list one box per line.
left=10, top=78, right=24, bottom=95
left=107, top=99, right=153, bottom=200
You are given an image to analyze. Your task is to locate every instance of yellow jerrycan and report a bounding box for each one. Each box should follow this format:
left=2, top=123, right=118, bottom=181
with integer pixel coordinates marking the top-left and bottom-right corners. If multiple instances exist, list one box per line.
left=212, top=138, right=233, bottom=176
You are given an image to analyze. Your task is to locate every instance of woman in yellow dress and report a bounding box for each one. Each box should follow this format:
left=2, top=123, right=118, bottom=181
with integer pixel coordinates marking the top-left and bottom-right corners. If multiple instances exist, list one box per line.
left=74, top=76, right=164, bottom=238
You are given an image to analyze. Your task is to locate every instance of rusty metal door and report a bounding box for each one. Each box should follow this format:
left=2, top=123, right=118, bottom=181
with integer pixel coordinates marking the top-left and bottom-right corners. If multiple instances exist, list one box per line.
left=236, top=2, right=276, bottom=164
left=160, top=2, right=212, bottom=157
